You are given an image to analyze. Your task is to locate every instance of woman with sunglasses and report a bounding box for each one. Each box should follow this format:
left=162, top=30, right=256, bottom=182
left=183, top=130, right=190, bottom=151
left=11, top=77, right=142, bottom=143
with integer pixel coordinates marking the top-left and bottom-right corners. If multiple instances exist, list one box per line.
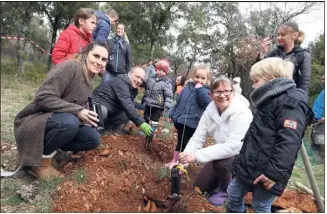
left=178, top=75, right=253, bottom=206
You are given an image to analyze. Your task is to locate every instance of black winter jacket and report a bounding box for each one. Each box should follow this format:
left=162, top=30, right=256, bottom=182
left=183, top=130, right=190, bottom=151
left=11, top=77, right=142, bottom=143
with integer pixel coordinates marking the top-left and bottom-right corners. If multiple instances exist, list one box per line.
left=231, top=79, right=313, bottom=196
left=265, top=46, right=311, bottom=95
left=92, top=74, right=144, bottom=126
left=106, top=36, right=132, bottom=74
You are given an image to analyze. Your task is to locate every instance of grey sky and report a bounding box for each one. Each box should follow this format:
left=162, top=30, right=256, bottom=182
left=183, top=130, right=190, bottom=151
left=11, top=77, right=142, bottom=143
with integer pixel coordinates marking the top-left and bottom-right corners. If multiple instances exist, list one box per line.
left=238, top=2, right=325, bottom=47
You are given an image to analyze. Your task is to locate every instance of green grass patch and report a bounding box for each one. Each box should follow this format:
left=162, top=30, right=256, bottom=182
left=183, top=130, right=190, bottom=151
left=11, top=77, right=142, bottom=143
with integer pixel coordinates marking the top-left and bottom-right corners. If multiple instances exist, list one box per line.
left=30, top=178, right=63, bottom=212
left=72, top=168, right=88, bottom=184
left=288, top=138, right=325, bottom=197
left=3, top=195, right=24, bottom=206
left=1, top=178, right=22, bottom=197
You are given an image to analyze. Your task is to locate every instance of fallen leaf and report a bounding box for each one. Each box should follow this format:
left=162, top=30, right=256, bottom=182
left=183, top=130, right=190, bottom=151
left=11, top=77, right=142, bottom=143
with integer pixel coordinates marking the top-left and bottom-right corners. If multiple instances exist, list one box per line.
left=194, top=186, right=202, bottom=195
left=150, top=201, right=157, bottom=213
left=99, top=148, right=111, bottom=156
left=144, top=200, right=151, bottom=212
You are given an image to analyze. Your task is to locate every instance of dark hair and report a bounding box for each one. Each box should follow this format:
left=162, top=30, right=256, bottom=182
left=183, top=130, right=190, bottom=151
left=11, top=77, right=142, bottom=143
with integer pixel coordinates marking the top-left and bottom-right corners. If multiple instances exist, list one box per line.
left=73, top=8, right=95, bottom=27
left=180, top=76, right=186, bottom=86
left=75, top=41, right=109, bottom=85
left=148, top=58, right=153, bottom=63
left=79, top=41, right=109, bottom=57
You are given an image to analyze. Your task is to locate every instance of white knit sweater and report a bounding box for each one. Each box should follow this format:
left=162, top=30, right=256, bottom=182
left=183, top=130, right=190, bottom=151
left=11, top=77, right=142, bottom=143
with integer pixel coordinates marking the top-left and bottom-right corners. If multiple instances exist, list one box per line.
left=184, top=94, right=253, bottom=163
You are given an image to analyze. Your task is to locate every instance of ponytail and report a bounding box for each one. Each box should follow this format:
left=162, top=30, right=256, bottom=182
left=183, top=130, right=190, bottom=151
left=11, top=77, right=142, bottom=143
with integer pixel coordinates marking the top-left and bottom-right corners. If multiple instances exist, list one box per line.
left=295, top=30, right=305, bottom=46
left=124, top=32, right=130, bottom=43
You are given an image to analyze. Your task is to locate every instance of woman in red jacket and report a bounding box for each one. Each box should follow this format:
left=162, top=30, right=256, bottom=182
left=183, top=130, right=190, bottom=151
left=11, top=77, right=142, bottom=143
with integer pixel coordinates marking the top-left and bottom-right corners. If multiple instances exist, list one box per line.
left=52, top=8, right=96, bottom=65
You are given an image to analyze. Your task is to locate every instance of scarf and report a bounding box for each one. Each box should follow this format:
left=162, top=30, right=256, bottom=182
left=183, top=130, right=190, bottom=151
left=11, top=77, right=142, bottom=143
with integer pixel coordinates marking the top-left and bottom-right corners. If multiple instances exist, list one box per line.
left=250, top=78, right=296, bottom=108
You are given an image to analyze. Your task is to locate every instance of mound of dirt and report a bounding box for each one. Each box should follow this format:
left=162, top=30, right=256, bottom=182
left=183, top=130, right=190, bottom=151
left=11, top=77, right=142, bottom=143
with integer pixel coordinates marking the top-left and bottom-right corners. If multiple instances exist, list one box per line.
left=52, top=131, right=318, bottom=213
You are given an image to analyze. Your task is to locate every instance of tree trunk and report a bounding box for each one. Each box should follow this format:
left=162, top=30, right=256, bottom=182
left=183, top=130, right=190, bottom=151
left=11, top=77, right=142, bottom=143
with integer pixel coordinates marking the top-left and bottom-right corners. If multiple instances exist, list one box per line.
left=185, top=61, right=194, bottom=79
left=47, top=15, right=59, bottom=71
left=16, top=37, right=29, bottom=74
left=150, top=39, right=155, bottom=59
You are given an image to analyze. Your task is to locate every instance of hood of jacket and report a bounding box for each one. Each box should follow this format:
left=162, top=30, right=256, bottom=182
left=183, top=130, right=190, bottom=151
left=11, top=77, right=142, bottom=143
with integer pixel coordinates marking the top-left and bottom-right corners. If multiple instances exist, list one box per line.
left=95, top=11, right=110, bottom=24
left=276, top=45, right=308, bottom=54
left=206, top=93, right=250, bottom=124
left=66, top=24, right=92, bottom=42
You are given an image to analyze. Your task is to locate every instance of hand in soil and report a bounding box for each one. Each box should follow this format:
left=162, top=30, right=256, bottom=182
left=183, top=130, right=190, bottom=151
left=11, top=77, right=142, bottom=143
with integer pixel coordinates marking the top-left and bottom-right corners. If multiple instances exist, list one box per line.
left=178, top=152, right=196, bottom=164
left=253, top=174, right=276, bottom=190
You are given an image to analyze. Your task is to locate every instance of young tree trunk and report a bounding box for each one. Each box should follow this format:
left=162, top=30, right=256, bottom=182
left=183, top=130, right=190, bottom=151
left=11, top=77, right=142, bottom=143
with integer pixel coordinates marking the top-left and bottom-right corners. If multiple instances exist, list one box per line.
left=16, top=38, right=29, bottom=74
left=185, top=61, right=194, bottom=78
left=150, top=39, right=155, bottom=59
left=47, top=15, right=59, bottom=71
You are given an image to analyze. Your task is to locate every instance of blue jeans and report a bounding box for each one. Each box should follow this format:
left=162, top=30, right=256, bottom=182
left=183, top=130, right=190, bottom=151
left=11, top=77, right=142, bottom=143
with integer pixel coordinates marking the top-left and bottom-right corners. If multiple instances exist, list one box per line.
left=227, top=177, right=276, bottom=213
left=43, top=113, right=100, bottom=155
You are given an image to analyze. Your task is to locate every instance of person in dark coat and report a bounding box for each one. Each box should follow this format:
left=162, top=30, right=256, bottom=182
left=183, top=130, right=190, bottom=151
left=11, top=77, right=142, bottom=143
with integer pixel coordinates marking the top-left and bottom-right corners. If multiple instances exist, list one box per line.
left=14, top=41, right=109, bottom=181
left=227, top=57, right=313, bottom=213
left=92, top=8, right=119, bottom=42
left=52, top=8, right=96, bottom=65
left=92, top=66, right=153, bottom=137
left=258, top=22, right=311, bottom=100
left=102, top=23, right=132, bottom=82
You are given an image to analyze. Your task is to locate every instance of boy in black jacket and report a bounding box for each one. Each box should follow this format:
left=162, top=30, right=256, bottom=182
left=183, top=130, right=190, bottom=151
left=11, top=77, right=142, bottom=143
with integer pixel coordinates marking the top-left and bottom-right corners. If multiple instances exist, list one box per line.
left=227, top=57, right=313, bottom=213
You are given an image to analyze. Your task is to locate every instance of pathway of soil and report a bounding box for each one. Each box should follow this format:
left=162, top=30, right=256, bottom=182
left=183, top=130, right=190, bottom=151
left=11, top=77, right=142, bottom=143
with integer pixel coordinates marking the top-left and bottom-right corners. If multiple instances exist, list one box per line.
left=52, top=132, right=318, bottom=213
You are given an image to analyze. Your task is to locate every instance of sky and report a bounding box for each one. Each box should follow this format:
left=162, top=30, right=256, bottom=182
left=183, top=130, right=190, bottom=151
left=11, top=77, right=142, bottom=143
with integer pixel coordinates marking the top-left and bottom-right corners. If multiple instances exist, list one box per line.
left=166, top=2, right=324, bottom=59
left=238, top=2, right=325, bottom=47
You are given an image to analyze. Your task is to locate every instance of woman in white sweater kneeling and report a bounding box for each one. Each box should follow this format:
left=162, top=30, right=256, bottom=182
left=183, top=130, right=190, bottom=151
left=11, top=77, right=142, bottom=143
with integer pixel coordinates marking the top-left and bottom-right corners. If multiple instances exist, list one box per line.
left=179, top=76, right=253, bottom=206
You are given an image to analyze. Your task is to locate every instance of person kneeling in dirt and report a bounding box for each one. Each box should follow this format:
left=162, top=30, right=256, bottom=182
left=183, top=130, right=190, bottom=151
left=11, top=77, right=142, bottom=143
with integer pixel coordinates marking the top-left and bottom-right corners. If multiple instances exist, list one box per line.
left=14, top=41, right=109, bottom=181
left=92, top=66, right=153, bottom=137
left=178, top=76, right=253, bottom=206
left=227, top=58, right=313, bottom=213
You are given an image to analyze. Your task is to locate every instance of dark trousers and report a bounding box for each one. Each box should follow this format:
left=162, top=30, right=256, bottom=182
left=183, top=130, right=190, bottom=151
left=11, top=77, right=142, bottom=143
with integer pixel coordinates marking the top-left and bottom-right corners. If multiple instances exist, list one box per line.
left=43, top=113, right=100, bottom=155
left=144, top=105, right=163, bottom=123
left=194, top=157, right=235, bottom=194
left=174, top=123, right=196, bottom=152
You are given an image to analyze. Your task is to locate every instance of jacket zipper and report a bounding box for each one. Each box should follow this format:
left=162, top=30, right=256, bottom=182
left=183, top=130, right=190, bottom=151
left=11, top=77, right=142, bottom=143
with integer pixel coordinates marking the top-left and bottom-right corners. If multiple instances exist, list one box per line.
left=115, top=43, right=119, bottom=73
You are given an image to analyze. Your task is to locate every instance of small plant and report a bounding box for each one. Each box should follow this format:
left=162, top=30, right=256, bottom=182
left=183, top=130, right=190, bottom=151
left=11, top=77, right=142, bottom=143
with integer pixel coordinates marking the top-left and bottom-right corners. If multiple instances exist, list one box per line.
left=119, top=160, right=129, bottom=171
left=4, top=195, right=24, bottom=206
left=155, top=167, right=170, bottom=182
left=72, top=168, right=88, bottom=184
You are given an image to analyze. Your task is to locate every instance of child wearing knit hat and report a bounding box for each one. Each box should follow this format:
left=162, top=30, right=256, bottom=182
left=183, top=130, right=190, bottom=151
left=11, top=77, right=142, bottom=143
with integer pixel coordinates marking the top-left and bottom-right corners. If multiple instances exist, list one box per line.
left=142, top=59, right=174, bottom=145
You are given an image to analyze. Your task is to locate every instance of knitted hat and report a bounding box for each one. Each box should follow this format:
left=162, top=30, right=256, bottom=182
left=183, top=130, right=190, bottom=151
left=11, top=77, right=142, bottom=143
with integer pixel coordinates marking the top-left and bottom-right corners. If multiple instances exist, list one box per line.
left=155, top=59, right=170, bottom=74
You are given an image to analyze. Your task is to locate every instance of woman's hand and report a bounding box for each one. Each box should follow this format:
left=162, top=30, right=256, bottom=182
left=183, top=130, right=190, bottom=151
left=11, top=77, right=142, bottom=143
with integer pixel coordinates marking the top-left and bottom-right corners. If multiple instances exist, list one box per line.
left=195, top=83, right=202, bottom=88
left=260, top=37, right=272, bottom=56
left=179, top=152, right=196, bottom=164
left=77, top=109, right=99, bottom=127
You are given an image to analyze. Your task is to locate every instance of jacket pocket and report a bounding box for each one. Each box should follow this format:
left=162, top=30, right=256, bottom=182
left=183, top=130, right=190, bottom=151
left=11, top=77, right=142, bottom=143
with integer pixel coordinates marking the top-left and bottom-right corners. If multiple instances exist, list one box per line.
left=255, top=151, right=270, bottom=171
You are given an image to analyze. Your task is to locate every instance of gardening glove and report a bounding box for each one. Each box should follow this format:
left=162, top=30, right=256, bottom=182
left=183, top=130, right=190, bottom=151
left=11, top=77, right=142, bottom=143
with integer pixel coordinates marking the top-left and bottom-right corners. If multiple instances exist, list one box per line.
left=140, top=122, right=153, bottom=137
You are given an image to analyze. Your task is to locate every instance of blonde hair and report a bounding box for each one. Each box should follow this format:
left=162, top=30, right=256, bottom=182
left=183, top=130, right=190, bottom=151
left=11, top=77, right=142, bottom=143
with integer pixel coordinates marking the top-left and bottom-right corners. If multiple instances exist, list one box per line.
left=193, top=64, right=211, bottom=83
left=210, top=76, right=234, bottom=92
left=250, top=57, right=294, bottom=80
left=117, top=23, right=129, bottom=43
left=73, top=8, right=95, bottom=27
left=279, top=22, right=305, bottom=46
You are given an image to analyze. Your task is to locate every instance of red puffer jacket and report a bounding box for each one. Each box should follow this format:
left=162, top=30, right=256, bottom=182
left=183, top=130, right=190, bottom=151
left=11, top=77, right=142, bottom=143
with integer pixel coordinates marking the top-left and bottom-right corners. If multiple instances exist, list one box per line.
left=52, top=24, right=92, bottom=65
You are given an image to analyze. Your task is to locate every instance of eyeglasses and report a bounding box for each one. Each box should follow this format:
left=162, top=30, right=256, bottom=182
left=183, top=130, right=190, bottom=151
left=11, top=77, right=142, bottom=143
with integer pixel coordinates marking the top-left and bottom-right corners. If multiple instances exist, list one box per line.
left=212, top=90, right=233, bottom=97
